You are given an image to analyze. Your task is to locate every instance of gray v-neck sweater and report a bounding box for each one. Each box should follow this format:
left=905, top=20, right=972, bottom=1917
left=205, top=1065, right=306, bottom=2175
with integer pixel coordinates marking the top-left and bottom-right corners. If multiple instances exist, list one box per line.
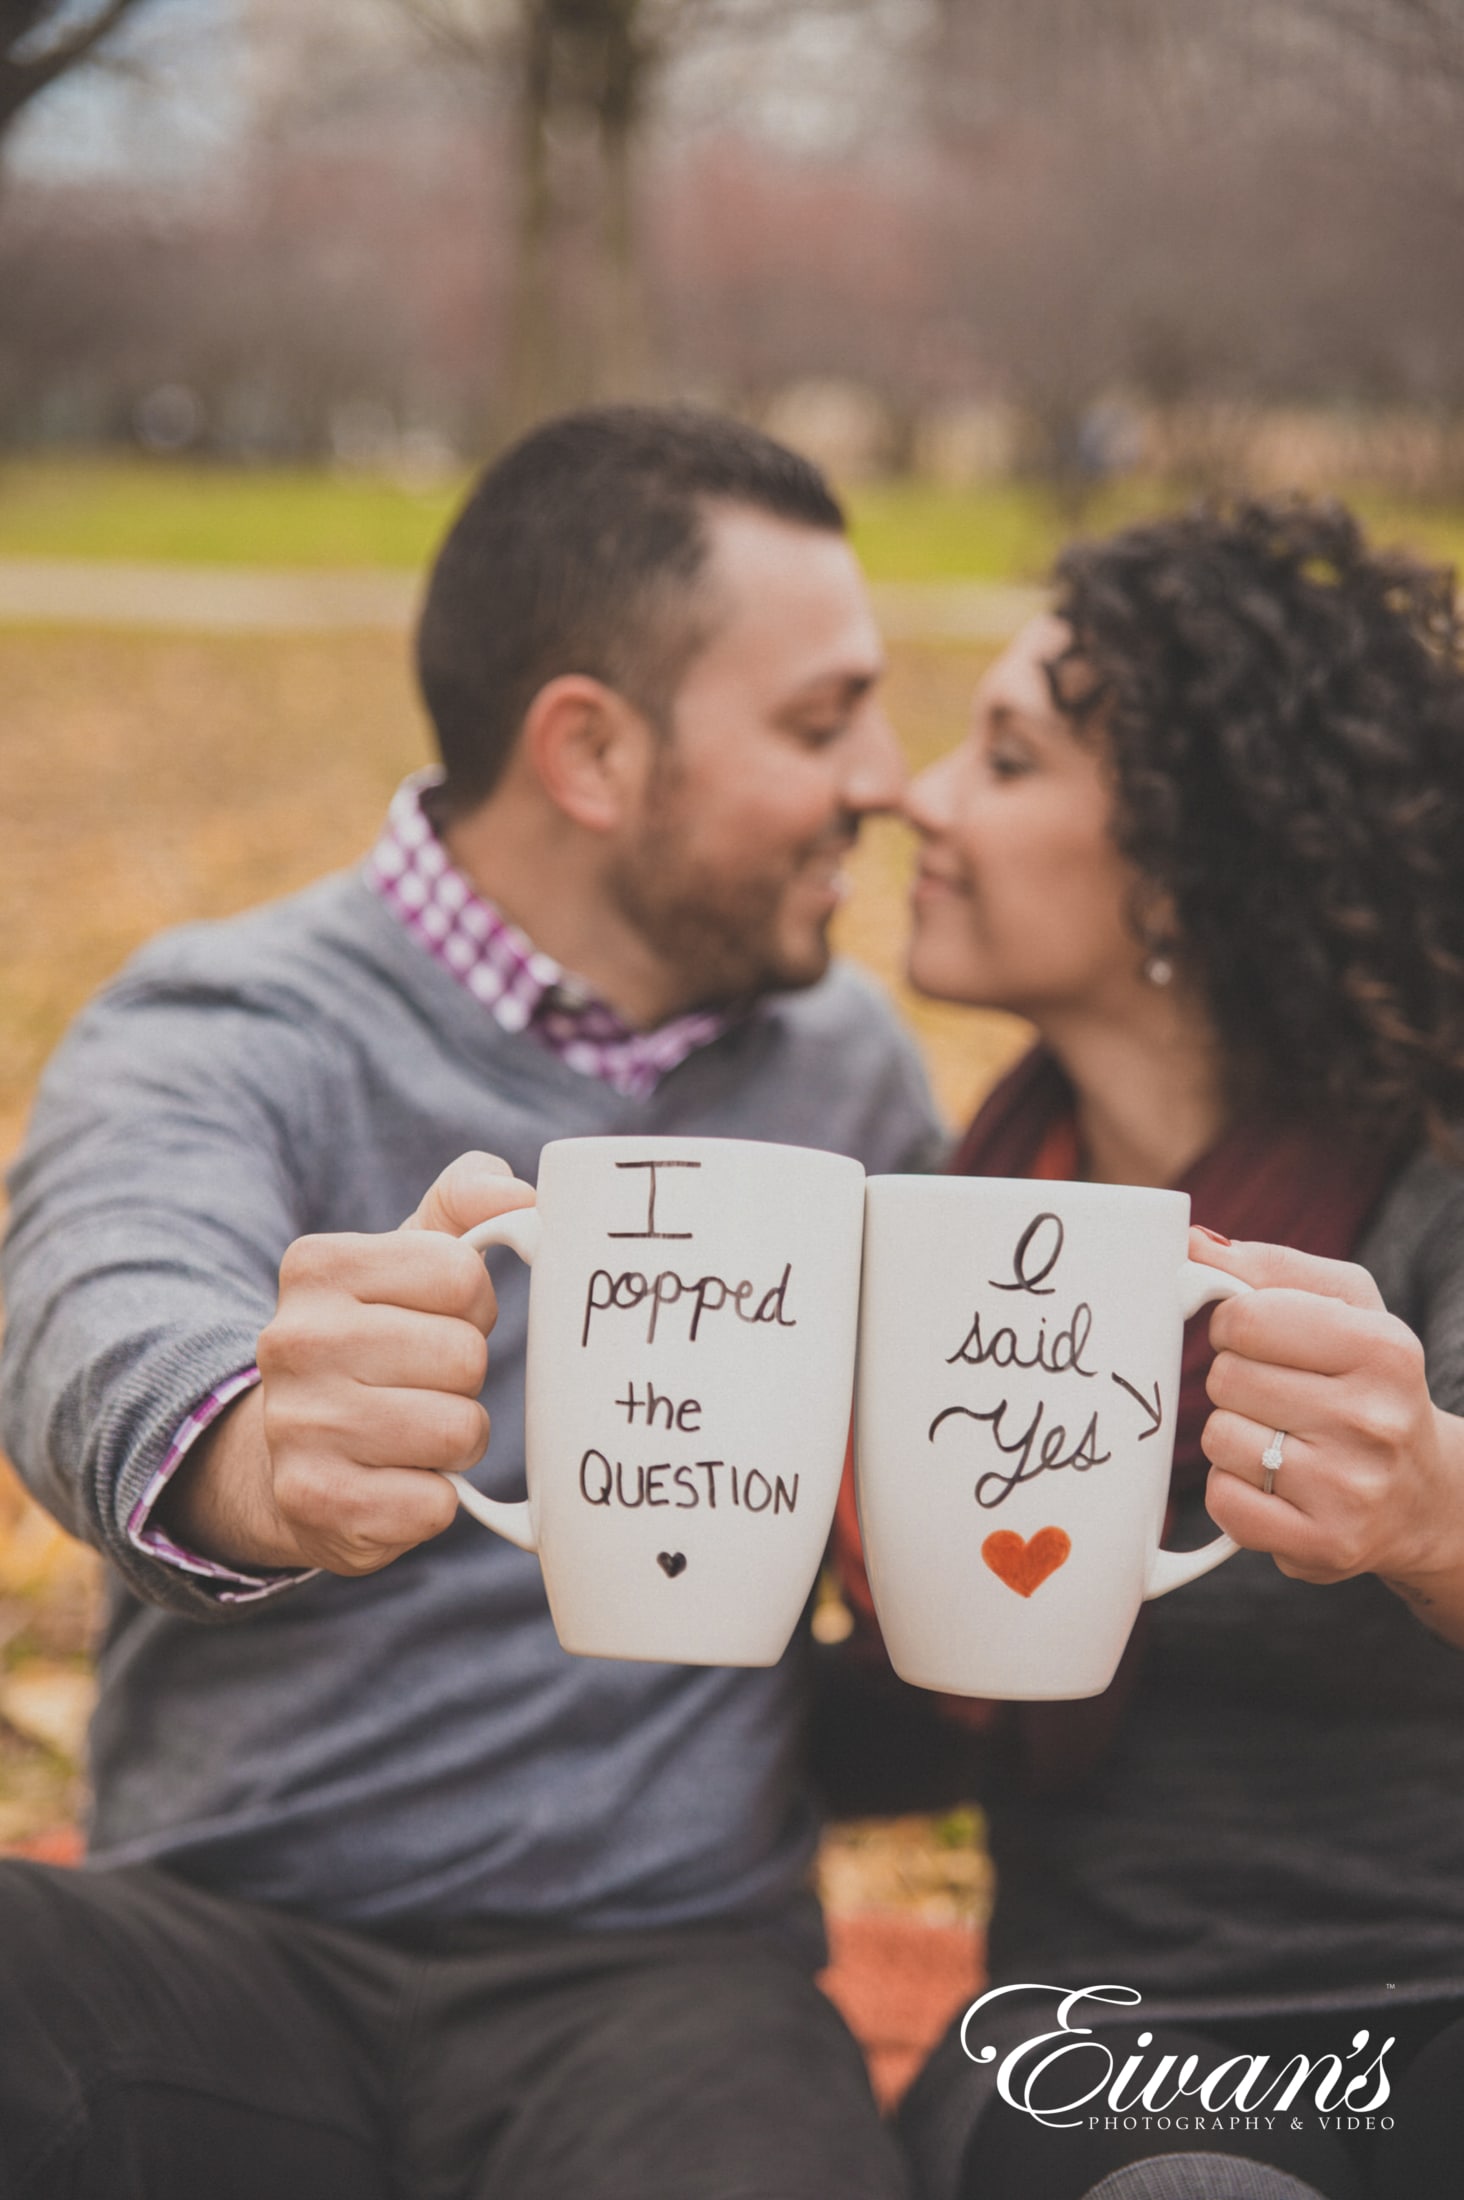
left=1, top=870, right=941, bottom=1930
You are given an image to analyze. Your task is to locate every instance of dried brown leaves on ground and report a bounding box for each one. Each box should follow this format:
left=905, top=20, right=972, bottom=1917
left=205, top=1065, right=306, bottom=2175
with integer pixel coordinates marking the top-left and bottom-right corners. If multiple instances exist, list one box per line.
left=0, top=623, right=1024, bottom=1898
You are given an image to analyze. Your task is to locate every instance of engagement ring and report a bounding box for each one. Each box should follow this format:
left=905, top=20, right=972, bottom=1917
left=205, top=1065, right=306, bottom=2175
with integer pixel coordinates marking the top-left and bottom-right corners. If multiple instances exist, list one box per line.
left=1261, top=1429, right=1287, bottom=1496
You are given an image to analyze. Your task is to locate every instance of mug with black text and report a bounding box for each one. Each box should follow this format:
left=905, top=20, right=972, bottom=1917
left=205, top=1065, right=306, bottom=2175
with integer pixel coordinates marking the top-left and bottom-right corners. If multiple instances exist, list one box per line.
left=445, top=1135, right=865, bottom=1666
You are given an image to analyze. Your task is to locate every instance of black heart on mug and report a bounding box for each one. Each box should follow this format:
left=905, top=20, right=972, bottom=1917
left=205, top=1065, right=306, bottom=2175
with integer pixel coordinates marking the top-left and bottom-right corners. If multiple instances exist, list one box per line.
left=657, top=1551, right=688, bottom=1579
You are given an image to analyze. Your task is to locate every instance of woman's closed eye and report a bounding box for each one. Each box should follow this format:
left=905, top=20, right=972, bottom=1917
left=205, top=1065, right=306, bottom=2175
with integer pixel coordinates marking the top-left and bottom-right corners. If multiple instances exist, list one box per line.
left=986, top=735, right=1038, bottom=780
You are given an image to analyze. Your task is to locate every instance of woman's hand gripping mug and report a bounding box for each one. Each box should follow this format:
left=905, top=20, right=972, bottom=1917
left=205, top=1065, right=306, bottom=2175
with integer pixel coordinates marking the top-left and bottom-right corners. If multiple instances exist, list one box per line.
left=855, top=1175, right=1251, bottom=1699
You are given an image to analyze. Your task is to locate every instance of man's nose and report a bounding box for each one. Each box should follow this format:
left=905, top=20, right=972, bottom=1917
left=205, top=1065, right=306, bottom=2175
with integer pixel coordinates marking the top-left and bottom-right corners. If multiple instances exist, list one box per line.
left=843, top=707, right=907, bottom=815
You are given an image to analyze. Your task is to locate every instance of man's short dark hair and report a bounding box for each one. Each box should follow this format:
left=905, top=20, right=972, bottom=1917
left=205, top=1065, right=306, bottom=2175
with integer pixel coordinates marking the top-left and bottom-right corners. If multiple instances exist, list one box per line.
left=416, top=405, right=846, bottom=814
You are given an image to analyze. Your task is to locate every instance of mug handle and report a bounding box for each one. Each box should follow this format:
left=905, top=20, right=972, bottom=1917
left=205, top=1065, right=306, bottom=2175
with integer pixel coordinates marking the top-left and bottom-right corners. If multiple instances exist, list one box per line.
left=437, top=1203, right=544, bottom=1553
left=1142, top=1259, right=1253, bottom=1601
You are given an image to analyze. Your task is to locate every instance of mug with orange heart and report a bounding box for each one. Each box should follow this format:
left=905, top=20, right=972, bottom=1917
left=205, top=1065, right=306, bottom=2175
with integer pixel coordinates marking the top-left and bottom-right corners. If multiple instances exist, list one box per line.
left=853, top=1176, right=1251, bottom=1699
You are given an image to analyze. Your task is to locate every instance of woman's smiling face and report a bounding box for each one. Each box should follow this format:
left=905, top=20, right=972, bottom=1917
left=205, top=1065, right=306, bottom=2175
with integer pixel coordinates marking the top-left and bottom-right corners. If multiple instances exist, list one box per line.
left=904, top=614, right=1152, bottom=1019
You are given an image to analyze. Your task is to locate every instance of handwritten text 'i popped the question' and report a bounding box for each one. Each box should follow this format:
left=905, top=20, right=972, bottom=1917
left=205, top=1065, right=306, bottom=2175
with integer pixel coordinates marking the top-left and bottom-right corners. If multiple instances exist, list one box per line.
left=576, top=1160, right=802, bottom=1520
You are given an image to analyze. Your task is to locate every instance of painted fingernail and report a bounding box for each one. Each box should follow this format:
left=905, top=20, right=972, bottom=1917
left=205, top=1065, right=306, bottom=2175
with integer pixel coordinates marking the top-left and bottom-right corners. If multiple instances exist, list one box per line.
left=1195, top=1226, right=1232, bottom=1247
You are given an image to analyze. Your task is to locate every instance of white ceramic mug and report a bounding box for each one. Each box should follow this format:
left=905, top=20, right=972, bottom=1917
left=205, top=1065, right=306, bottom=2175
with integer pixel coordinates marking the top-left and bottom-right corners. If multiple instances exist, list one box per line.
left=855, top=1176, right=1251, bottom=1699
left=443, top=1135, right=866, bottom=1667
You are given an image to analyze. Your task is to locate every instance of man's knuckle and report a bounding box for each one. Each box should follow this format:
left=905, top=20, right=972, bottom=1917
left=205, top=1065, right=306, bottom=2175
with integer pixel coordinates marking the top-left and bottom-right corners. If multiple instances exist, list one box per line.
left=259, top=1385, right=296, bottom=1454
left=323, top=1479, right=392, bottom=1547
left=277, top=1478, right=336, bottom=1542
left=448, top=1325, right=490, bottom=1394
left=317, top=1532, right=388, bottom=1577
left=440, top=1239, right=489, bottom=1307
left=431, top=1396, right=488, bottom=1464
left=277, top=1237, right=317, bottom=1289
left=280, top=1233, right=356, bottom=1290
left=439, top=1152, right=482, bottom=1199
left=266, top=1281, right=362, bottom=1373
left=272, top=1310, right=325, bottom=1368
left=446, top=1150, right=511, bottom=1193
left=256, top=1319, right=286, bottom=1377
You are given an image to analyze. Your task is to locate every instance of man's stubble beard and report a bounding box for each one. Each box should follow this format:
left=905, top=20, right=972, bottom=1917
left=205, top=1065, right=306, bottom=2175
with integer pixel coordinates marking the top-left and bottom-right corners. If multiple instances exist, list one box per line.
left=605, top=759, right=843, bottom=1011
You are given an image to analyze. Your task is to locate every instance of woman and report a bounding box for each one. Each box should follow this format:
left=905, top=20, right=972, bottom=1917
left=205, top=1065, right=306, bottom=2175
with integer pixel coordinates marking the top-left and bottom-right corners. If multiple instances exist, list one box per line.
left=841, top=499, right=1464, bottom=2200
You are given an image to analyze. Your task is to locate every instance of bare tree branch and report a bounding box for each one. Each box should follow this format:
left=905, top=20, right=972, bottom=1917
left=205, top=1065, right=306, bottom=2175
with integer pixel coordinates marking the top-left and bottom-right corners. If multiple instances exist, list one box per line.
left=1, top=0, right=148, bottom=136
left=385, top=0, right=512, bottom=72
left=1282, top=0, right=1464, bottom=83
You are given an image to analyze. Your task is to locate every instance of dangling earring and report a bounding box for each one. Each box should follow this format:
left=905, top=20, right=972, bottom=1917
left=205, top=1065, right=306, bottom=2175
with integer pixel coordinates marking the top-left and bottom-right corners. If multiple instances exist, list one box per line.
left=1140, top=919, right=1177, bottom=987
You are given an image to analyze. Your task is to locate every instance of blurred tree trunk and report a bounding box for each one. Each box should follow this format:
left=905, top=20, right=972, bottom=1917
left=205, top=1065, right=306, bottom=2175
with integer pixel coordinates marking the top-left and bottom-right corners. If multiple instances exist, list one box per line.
left=503, top=1, right=560, bottom=427
left=502, top=0, right=663, bottom=436
left=597, top=0, right=653, bottom=405
left=395, top=0, right=670, bottom=442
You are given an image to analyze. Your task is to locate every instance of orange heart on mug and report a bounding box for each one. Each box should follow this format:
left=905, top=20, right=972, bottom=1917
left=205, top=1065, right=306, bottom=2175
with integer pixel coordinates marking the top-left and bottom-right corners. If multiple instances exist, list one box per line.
left=981, top=1526, right=1072, bottom=1598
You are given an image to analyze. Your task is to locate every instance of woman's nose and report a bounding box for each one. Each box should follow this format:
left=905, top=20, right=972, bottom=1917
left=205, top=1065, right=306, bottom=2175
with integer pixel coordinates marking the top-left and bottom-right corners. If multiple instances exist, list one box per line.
left=903, top=749, right=957, bottom=836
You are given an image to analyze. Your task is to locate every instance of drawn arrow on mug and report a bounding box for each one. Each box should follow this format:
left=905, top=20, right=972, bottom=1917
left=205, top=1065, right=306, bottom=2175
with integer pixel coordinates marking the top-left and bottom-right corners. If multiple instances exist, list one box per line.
left=1110, top=1373, right=1163, bottom=1438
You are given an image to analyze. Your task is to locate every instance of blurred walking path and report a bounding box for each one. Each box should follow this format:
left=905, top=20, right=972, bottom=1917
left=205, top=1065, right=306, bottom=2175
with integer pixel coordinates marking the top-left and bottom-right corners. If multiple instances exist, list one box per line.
left=0, top=557, right=1046, bottom=643
left=0, top=559, right=422, bottom=633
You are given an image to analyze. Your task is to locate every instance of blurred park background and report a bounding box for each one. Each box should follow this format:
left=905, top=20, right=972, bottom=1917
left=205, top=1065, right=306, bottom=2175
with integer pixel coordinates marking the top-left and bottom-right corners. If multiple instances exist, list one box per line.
left=3, top=0, right=1464, bottom=1910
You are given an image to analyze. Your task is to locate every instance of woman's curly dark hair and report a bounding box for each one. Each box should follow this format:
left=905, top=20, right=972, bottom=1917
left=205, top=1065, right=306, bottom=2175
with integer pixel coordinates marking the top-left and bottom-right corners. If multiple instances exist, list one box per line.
left=1048, top=496, right=1464, bottom=1148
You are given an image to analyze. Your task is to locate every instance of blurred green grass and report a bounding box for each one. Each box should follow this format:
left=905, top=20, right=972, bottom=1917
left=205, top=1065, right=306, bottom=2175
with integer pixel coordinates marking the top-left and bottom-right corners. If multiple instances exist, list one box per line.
left=4, top=455, right=1462, bottom=581
left=0, top=457, right=460, bottom=569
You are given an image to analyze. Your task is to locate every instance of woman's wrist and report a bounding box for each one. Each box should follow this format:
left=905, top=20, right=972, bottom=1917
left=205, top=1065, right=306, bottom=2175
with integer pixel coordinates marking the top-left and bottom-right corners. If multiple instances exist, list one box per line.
left=1376, top=1406, right=1464, bottom=1645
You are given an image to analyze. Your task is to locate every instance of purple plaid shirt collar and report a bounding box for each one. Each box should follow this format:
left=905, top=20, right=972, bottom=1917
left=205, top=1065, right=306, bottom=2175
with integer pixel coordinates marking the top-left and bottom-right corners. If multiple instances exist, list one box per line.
left=364, top=771, right=734, bottom=1100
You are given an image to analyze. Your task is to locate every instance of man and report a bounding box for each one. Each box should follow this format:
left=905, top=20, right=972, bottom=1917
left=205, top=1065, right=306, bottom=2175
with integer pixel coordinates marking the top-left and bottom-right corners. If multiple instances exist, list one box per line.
left=0, top=407, right=939, bottom=2198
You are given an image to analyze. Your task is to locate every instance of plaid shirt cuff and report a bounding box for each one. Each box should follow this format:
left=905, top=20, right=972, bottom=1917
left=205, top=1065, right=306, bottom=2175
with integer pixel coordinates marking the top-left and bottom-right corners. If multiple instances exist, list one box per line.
left=126, top=1367, right=319, bottom=1604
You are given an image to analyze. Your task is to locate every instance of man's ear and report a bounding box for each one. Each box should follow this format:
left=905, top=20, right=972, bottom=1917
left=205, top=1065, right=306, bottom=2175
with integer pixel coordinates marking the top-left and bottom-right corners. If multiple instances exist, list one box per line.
left=521, top=675, right=656, bottom=834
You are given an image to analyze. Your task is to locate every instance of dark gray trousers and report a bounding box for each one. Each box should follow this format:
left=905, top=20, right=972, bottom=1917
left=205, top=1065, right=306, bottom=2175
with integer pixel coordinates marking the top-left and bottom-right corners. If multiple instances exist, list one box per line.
left=0, top=1861, right=908, bottom=2200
